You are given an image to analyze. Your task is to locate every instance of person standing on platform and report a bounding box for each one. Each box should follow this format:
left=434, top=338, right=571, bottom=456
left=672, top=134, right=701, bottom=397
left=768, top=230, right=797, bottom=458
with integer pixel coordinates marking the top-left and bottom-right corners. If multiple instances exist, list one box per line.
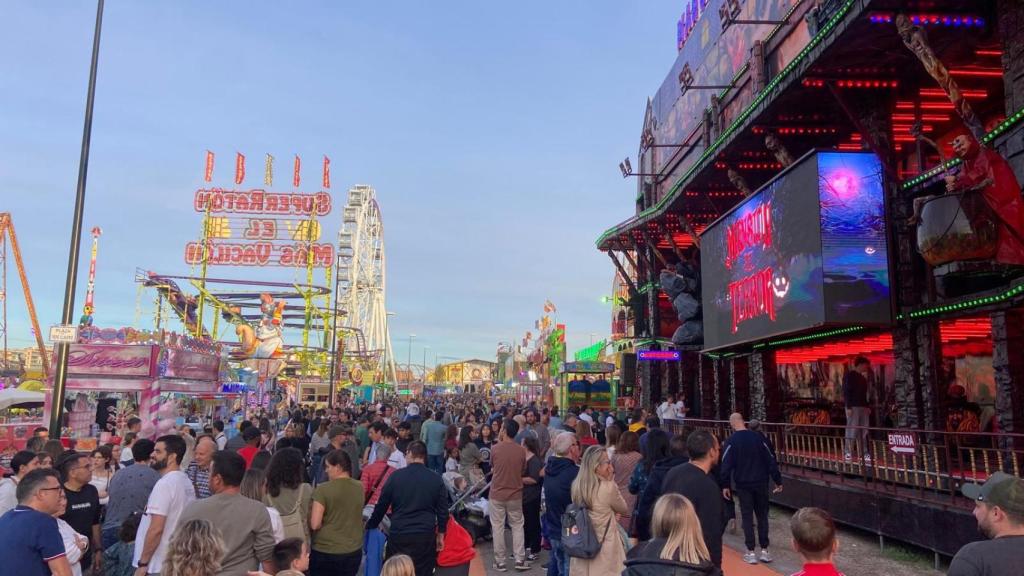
left=489, top=419, right=529, bottom=572
left=842, top=356, right=872, bottom=463
left=662, top=431, right=723, bottom=570
left=720, top=413, right=782, bottom=565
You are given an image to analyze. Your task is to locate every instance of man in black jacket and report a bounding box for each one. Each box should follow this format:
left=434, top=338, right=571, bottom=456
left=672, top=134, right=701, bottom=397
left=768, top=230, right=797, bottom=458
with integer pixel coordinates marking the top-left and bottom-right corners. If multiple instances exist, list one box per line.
left=636, top=434, right=689, bottom=541
left=720, top=413, right=783, bottom=565
left=662, top=430, right=723, bottom=569
left=542, top=432, right=580, bottom=576
left=366, top=440, right=448, bottom=576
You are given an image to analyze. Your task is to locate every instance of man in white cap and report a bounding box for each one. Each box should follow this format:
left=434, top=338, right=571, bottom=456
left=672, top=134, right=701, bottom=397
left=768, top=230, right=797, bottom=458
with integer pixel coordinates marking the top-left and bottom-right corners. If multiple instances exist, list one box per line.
left=950, top=471, right=1024, bottom=576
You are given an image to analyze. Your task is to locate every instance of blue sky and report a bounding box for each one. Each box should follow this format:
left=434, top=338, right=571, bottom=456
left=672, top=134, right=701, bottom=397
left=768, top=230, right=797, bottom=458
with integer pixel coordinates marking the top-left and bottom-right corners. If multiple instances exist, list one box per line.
left=1, top=1, right=682, bottom=365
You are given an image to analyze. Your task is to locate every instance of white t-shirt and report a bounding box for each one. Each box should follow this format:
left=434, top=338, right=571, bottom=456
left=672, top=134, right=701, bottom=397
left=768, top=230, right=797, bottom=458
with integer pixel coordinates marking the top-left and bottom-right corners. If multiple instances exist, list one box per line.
left=578, top=413, right=594, bottom=425
left=0, top=477, right=17, bottom=517
left=57, top=517, right=86, bottom=576
left=133, top=470, right=196, bottom=573
left=675, top=401, right=686, bottom=418
left=215, top=432, right=228, bottom=451
left=120, top=446, right=134, bottom=465
left=658, top=402, right=677, bottom=421
left=267, top=506, right=285, bottom=543
left=387, top=449, right=407, bottom=470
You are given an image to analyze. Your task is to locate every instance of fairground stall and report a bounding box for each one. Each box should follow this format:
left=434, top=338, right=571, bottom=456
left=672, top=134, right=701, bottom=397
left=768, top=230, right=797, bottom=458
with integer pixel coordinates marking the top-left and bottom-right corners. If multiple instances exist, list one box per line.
left=0, top=387, right=45, bottom=451
left=558, top=361, right=617, bottom=412
left=595, top=0, right=1024, bottom=561
left=45, top=327, right=224, bottom=446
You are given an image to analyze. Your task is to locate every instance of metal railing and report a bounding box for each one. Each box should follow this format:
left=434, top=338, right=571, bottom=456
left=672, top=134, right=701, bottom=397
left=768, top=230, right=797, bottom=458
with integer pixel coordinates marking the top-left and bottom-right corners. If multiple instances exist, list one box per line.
left=666, top=418, right=1024, bottom=509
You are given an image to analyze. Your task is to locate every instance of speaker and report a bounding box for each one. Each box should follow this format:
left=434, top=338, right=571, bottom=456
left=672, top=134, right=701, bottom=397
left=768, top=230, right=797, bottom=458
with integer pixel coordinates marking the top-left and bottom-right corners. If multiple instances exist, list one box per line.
left=621, top=353, right=637, bottom=398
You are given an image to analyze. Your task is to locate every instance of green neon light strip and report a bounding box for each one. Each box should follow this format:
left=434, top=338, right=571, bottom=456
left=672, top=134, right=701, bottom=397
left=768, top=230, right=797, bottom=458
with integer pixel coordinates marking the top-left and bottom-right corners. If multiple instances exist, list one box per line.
left=907, top=281, right=1024, bottom=318
left=903, top=108, right=1024, bottom=189
left=597, top=0, right=857, bottom=248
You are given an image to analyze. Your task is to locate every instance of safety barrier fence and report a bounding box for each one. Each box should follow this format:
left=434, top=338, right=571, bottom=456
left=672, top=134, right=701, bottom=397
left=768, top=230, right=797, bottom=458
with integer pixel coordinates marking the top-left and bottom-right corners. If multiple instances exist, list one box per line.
left=666, top=418, right=1024, bottom=508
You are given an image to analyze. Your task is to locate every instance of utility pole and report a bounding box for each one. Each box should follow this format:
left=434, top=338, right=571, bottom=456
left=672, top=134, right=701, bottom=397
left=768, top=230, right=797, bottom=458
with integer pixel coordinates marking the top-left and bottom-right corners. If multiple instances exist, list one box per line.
left=50, top=0, right=105, bottom=436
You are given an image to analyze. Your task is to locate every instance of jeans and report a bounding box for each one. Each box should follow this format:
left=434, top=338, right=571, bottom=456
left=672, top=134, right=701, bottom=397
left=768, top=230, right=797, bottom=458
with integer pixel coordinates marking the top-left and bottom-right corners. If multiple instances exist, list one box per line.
left=386, top=531, right=437, bottom=576
left=490, top=498, right=526, bottom=564
left=735, top=485, right=771, bottom=551
left=427, top=454, right=445, bottom=474
left=309, top=548, right=361, bottom=576
left=844, top=406, right=871, bottom=457
left=101, top=527, right=120, bottom=550
left=546, top=537, right=569, bottom=576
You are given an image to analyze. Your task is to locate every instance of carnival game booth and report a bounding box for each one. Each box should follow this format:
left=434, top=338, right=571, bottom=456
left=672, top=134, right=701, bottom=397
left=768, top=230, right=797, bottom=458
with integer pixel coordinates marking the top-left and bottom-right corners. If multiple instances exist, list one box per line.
left=559, top=361, right=617, bottom=412
left=46, top=328, right=224, bottom=443
left=0, top=388, right=45, bottom=450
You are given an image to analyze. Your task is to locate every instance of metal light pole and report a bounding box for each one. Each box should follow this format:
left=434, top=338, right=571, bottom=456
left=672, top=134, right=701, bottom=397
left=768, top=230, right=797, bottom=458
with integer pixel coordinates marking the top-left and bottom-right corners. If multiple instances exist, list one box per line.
left=50, top=0, right=105, bottom=436
left=406, top=334, right=415, bottom=393
left=422, top=345, right=430, bottom=385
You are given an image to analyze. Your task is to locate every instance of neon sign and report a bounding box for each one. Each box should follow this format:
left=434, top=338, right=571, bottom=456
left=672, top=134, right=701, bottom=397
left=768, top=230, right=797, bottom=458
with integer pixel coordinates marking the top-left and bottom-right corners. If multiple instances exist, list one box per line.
left=729, top=267, right=775, bottom=333
left=193, top=189, right=332, bottom=216
left=184, top=241, right=335, bottom=267
left=677, top=0, right=712, bottom=52
left=725, top=201, right=772, bottom=269
left=637, top=350, right=682, bottom=361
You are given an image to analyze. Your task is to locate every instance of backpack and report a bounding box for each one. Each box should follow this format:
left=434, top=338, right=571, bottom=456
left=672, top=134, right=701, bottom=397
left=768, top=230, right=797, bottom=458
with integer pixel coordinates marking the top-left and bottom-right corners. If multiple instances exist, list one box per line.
left=270, top=484, right=309, bottom=542
left=561, top=502, right=612, bottom=559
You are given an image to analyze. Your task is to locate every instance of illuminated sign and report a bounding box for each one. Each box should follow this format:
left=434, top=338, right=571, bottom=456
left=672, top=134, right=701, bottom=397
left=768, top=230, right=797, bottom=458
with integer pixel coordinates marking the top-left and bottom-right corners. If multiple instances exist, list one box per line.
left=220, top=382, right=250, bottom=394
left=183, top=241, right=335, bottom=268
left=637, top=350, right=681, bottom=361
left=701, top=151, right=891, bottom=350
left=64, top=345, right=157, bottom=378
left=194, top=189, right=332, bottom=216
left=677, top=0, right=712, bottom=51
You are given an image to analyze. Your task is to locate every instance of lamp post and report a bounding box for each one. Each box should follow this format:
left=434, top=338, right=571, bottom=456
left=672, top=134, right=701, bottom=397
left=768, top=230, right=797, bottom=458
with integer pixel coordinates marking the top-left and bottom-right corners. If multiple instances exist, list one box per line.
left=385, top=311, right=396, bottom=390
left=406, top=334, right=416, bottom=393
left=50, top=0, right=105, bottom=436
left=422, top=345, right=430, bottom=385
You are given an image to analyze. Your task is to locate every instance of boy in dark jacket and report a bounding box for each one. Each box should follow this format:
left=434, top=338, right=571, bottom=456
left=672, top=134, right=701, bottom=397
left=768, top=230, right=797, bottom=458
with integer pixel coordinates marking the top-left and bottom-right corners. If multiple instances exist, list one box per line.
left=720, top=413, right=783, bottom=564
left=542, top=432, right=580, bottom=576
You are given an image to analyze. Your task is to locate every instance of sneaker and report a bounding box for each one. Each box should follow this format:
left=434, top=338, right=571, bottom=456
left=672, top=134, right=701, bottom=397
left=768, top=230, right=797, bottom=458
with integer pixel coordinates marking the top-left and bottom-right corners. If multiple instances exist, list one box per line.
left=494, top=562, right=508, bottom=572
left=527, top=552, right=539, bottom=562
left=760, top=549, right=773, bottom=563
left=515, top=560, right=531, bottom=571
left=743, top=550, right=758, bottom=564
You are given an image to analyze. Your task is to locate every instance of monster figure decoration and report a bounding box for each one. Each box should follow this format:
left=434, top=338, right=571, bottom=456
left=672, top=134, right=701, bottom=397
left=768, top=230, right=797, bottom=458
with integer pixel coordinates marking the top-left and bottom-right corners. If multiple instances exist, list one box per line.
left=728, top=167, right=754, bottom=196
left=222, top=293, right=288, bottom=381
left=945, top=135, right=1024, bottom=265
left=255, top=293, right=286, bottom=359
left=659, top=250, right=703, bottom=345
left=895, top=14, right=985, bottom=141
left=765, top=133, right=795, bottom=167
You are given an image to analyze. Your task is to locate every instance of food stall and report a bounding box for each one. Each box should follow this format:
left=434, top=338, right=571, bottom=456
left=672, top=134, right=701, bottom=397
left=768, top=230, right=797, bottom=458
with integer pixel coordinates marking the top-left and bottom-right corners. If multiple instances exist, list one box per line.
left=46, top=327, right=224, bottom=442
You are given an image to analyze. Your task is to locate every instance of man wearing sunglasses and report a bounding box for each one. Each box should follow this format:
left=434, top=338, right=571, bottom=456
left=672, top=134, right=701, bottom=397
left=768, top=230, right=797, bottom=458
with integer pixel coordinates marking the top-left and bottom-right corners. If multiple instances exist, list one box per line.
left=0, top=468, right=73, bottom=576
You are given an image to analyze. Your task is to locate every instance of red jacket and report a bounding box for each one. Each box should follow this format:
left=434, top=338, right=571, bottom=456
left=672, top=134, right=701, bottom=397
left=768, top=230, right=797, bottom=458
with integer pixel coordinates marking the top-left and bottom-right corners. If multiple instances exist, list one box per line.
left=361, top=461, right=394, bottom=506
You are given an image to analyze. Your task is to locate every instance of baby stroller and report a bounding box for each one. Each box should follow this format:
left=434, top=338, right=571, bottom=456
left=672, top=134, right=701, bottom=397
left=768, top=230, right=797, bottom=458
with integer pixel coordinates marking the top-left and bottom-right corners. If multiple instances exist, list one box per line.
left=443, top=471, right=491, bottom=543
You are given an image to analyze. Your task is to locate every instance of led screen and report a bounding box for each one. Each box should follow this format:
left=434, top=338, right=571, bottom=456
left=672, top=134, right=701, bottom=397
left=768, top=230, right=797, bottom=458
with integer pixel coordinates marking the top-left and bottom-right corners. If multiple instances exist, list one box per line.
left=700, top=151, right=890, bottom=350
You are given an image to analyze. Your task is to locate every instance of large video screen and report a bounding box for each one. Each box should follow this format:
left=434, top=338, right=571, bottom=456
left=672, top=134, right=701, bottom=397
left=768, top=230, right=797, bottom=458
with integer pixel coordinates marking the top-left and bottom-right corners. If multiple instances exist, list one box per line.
left=700, top=151, right=890, bottom=350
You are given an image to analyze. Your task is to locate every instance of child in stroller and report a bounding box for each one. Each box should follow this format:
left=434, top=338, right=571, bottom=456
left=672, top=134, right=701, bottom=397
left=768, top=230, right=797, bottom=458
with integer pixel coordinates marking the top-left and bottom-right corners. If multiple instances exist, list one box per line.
left=442, top=471, right=491, bottom=543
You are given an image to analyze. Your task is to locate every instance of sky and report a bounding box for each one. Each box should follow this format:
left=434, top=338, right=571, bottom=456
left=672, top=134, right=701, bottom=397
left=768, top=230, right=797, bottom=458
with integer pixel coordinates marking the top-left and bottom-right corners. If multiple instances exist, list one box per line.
left=0, top=1, right=683, bottom=367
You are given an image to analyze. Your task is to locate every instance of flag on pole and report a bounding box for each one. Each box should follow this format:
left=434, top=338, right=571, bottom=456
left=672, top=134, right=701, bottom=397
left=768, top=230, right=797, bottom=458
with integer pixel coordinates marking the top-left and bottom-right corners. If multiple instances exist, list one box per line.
left=293, top=155, right=301, bottom=188
left=323, top=156, right=331, bottom=189
left=264, top=154, right=274, bottom=186
left=204, top=151, right=215, bottom=182
left=235, top=153, right=245, bottom=185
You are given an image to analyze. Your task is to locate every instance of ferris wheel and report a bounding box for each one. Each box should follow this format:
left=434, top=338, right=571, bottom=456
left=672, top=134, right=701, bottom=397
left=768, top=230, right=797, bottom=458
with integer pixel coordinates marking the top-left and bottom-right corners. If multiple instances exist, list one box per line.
left=335, top=185, right=396, bottom=384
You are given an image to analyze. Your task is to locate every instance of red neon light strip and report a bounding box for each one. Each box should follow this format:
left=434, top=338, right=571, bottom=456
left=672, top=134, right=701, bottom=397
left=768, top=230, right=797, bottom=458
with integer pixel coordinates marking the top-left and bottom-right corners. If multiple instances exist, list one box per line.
left=920, top=88, right=987, bottom=98
left=949, top=69, right=1004, bottom=78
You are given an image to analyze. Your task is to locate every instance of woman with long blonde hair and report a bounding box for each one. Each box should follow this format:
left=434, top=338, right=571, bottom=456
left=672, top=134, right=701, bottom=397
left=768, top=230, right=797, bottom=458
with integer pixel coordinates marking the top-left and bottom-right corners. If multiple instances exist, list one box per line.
left=623, top=493, right=719, bottom=576
left=162, top=519, right=226, bottom=576
left=568, top=445, right=629, bottom=576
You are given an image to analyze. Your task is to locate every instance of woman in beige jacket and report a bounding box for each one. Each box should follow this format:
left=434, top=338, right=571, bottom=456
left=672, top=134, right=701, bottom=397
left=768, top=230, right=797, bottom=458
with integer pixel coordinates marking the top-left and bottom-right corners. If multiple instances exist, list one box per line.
left=569, top=445, right=630, bottom=576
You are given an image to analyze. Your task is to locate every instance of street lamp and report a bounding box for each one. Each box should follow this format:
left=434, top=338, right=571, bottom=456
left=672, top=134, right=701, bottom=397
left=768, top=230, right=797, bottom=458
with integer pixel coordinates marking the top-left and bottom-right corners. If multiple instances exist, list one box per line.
left=407, top=334, right=416, bottom=392
left=423, top=345, right=430, bottom=385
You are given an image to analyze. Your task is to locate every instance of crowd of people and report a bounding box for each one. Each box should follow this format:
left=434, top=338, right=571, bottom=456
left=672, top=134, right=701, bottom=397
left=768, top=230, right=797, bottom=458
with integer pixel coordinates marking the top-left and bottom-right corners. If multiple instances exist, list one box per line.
left=0, top=393, right=1020, bottom=576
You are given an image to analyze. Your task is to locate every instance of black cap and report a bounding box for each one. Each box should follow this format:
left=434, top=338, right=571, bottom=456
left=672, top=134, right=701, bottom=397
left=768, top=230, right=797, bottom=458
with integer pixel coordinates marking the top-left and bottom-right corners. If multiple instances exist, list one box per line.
left=962, top=471, right=1024, bottom=516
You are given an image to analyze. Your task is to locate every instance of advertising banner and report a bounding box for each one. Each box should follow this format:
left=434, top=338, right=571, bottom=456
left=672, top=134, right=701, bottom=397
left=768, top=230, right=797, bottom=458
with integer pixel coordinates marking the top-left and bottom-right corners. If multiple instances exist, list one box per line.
left=701, top=151, right=890, bottom=350
left=654, top=0, right=805, bottom=172
left=162, top=349, right=222, bottom=381
left=65, top=345, right=158, bottom=378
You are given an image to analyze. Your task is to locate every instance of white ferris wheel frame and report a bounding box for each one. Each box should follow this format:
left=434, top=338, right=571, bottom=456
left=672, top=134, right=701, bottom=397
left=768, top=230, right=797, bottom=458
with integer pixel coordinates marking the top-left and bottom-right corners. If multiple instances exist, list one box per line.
left=335, top=185, right=397, bottom=385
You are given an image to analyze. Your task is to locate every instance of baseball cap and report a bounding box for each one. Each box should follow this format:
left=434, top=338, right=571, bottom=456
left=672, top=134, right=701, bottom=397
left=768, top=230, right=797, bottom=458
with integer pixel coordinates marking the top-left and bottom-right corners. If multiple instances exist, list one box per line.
left=962, top=472, right=1024, bottom=516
